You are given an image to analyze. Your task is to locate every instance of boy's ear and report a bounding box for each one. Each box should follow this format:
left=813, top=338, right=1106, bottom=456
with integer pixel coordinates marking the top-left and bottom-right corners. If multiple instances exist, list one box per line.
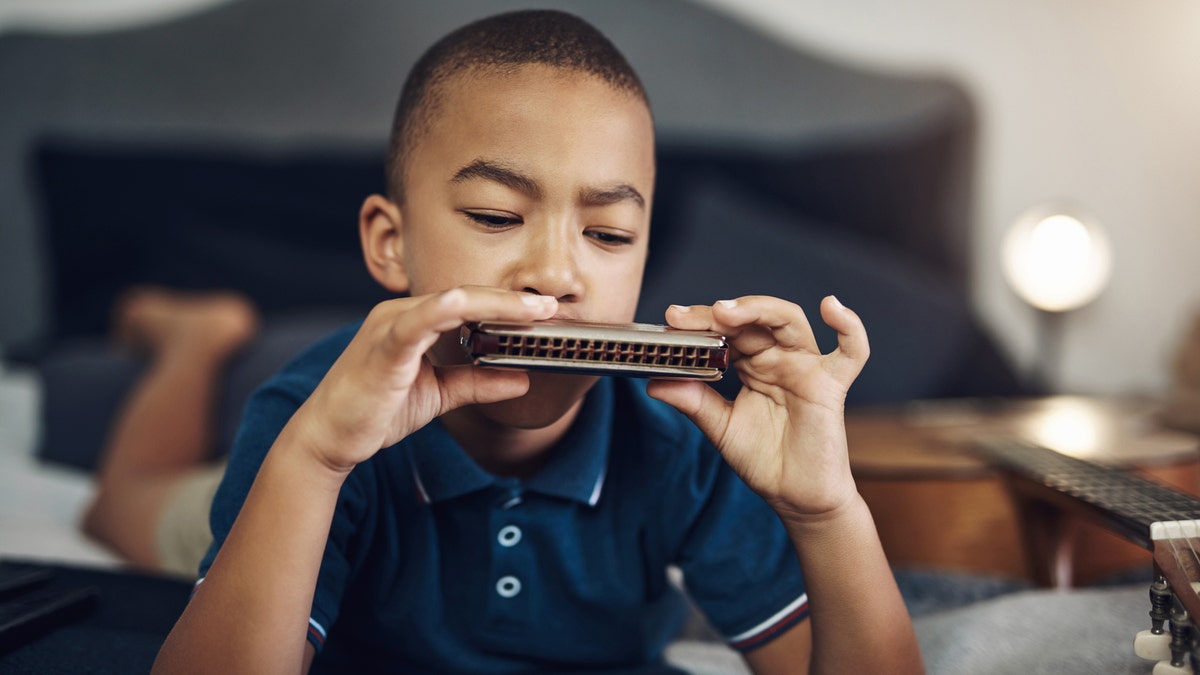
left=359, top=194, right=409, bottom=293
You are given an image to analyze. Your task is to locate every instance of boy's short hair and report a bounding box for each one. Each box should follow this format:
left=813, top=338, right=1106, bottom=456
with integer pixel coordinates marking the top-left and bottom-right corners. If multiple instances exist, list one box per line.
left=385, top=9, right=650, bottom=203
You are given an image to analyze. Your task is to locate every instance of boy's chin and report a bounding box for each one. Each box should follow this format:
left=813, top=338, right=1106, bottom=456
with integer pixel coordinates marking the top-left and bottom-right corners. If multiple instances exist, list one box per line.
left=478, top=371, right=600, bottom=429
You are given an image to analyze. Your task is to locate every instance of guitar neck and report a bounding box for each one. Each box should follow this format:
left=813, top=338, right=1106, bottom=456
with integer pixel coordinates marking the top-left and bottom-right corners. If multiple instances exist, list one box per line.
left=977, top=438, right=1200, bottom=663
left=972, top=437, right=1200, bottom=551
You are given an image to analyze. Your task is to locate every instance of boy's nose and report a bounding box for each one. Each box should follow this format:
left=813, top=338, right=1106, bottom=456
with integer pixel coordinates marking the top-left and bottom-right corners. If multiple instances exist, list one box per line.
left=513, top=229, right=583, bottom=302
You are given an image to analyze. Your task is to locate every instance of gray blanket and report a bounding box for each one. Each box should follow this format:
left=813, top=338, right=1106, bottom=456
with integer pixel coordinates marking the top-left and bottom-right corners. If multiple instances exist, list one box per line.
left=917, top=584, right=1153, bottom=675
left=668, top=583, right=1155, bottom=674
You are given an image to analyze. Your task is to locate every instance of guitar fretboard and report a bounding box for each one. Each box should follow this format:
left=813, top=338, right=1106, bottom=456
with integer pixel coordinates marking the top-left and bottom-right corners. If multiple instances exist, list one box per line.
left=973, top=437, right=1200, bottom=550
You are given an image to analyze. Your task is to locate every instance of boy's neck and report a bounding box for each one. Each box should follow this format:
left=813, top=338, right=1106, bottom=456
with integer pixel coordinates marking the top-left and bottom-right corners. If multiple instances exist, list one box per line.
left=440, top=399, right=585, bottom=479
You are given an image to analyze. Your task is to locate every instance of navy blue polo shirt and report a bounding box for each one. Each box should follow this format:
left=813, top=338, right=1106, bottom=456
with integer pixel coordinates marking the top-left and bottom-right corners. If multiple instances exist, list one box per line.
left=200, top=322, right=808, bottom=672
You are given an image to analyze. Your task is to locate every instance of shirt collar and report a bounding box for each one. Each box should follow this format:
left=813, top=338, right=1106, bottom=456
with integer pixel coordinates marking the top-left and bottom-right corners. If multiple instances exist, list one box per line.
left=407, top=378, right=614, bottom=507
left=523, top=378, right=613, bottom=506
left=407, top=419, right=495, bottom=504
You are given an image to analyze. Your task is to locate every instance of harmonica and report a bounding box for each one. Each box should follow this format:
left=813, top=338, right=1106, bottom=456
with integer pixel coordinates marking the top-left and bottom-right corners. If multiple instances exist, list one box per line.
left=460, top=319, right=728, bottom=381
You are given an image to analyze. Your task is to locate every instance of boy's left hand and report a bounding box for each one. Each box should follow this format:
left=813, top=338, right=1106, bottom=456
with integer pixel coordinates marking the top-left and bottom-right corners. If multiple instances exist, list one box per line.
left=646, top=295, right=869, bottom=520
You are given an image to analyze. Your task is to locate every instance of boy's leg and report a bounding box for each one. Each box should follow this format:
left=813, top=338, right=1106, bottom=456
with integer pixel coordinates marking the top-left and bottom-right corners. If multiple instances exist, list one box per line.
left=82, top=287, right=258, bottom=571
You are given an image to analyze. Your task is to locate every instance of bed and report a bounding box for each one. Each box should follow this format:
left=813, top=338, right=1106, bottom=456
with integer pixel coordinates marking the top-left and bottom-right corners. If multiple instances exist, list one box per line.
left=0, top=0, right=1156, bottom=672
left=0, top=368, right=118, bottom=567
left=1, top=0, right=1026, bottom=472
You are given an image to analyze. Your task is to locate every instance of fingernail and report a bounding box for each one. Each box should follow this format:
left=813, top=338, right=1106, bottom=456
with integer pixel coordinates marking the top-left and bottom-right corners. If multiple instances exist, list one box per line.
left=669, top=304, right=690, bottom=313
left=440, top=288, right=466, bottom=305
left=829, top=295, right=844, bottom=309
left=716, top=299, right=737, bottom=309
left=521, top=294, right=555, bottom=307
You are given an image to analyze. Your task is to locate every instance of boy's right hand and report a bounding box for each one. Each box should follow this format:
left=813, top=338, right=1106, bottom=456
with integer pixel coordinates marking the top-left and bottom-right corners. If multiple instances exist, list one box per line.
left=286, top=287, right=558, bottom=474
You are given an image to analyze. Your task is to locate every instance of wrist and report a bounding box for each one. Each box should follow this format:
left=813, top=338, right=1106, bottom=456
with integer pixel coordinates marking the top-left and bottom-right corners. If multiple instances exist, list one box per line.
left=775, top=492, right=874, bottom=541
left=273, top=412, right=360, bottom=484
left=761, top=458, right=859, bottom=526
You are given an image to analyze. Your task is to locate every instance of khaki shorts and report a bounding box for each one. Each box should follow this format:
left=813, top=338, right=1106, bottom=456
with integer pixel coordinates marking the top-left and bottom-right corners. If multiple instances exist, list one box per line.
left=154, top=459, right=227, bottom=578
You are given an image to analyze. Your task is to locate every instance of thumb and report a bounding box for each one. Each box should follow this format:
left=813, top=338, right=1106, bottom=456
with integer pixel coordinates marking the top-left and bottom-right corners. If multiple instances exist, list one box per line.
left=438, top=366, right=532, bottom=410
left=646, top=379, right=732, bottom=443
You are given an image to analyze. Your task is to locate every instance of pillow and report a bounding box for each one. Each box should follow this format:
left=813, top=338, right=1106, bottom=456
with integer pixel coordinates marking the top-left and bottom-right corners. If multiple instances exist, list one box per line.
left=636, top=173, right=1024, bottom=404
left=32, top=138, right=392, bottom=342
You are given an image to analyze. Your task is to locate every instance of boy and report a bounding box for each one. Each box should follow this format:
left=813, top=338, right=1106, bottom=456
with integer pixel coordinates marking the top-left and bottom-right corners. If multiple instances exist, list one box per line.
left=154, top=10, right=922, bottom=674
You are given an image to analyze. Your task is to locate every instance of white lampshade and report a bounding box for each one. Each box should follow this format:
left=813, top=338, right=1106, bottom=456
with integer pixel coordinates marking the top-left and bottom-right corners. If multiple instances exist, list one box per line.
left=1001, top=204, right=1113, bottom=312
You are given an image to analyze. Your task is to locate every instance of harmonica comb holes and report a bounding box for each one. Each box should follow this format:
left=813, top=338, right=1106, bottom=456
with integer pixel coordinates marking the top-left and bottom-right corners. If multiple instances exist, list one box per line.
left=486, top=333, right=718, bottom=368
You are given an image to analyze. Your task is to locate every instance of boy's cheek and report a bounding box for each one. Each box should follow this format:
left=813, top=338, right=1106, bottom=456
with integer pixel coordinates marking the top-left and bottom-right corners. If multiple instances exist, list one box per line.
left=605, top=264, right=646, bottom=321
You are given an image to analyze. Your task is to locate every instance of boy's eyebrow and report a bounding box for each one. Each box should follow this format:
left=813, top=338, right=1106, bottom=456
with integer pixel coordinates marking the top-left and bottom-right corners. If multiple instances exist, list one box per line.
left=579, top=184, right=645, bottom=211
left=452, top=160, right=541, bottom=198
left=452, top=158, right=645, bottom=210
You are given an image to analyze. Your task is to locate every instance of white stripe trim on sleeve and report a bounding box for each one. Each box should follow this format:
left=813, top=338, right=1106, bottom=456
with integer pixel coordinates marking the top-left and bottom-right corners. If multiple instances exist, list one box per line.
left=726, top=592, right=809, bottom=643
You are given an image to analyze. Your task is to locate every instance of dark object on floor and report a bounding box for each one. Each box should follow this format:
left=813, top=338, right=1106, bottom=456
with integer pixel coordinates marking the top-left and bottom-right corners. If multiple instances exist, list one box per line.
left=0, top=559, right=191, bottom=674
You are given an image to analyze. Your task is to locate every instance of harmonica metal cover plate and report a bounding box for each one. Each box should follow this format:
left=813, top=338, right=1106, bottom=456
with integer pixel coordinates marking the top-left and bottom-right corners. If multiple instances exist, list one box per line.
left=461, top=319, right=727, bottom=381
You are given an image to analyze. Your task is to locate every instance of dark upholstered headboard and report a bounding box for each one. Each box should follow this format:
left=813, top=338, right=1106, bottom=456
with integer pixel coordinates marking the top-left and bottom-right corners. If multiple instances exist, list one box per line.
left=0, top=0, right=975, bottom=350
left=0, top=0, right=1022, bottom=469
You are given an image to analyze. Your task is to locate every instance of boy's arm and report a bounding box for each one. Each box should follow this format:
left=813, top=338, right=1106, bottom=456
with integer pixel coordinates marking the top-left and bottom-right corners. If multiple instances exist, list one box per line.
left=647, top=295, right=923, bottom=675
left=153, top=288, right=558, bottom=674
left=742, top=497, right=916, bottom=674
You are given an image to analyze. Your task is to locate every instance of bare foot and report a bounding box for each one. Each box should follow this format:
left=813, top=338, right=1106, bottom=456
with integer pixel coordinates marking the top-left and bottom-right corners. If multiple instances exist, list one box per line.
left=112, top=286, right=259, bottom=363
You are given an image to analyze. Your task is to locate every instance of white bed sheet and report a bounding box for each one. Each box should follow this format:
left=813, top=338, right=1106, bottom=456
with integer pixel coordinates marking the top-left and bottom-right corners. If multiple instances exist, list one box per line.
left=0, top=364, right=120, bottom=567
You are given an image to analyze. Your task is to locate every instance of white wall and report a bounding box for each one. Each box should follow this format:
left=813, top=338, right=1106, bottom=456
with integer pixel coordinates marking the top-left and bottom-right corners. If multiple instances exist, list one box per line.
left=0, top=0, right=229, bottom=33
left=696, top=0, right=1200, bottom=396
left=4, top=0, right=1197, bottom=396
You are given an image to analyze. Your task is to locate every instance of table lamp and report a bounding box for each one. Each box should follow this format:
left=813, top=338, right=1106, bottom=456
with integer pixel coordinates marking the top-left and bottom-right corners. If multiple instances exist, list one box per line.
left=1001, top=203, right=1113, bottom=391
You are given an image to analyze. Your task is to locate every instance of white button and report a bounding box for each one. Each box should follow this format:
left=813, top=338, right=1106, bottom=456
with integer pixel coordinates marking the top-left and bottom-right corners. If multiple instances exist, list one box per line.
left=498, top=525, right=522, bottom=547
left=496, top=576, right=522, bottom=598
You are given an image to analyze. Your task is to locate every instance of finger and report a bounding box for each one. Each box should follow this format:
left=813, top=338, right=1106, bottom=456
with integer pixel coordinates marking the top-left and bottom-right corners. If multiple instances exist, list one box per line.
left=668, top=297, right=819, bottom=357
left=415, top=287, right=559, bottom=334
left=664, top=304, right=773, bottom=357
left=662, top=303, right=716, bottom=330
left=820, top=295, right=870, bottom=383
left=437, top=364, right=532, bottom=410
left=379, top=288, right=558, bottom=363
left=665, top=303, right=753, bottom=342
left=711, top=296, right=818, bottom=354
left=645, top=379, right=732, bottom=443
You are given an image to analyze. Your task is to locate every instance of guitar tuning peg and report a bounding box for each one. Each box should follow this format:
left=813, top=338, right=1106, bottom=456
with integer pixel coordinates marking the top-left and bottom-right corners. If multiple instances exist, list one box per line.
left=1137, top=629, right=1173, bottom=661
left=1154, top=577, right=1174, bottom=632
left=1142, top=578, right=1177, bottom=661
left=1153, top=660, right=1194, bottom=675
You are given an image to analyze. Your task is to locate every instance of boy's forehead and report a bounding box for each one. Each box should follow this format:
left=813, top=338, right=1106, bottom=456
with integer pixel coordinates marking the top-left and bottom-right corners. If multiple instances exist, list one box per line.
left=407, top=63, right=656, bottom=185
left=423, top=64, right=653, bottom=148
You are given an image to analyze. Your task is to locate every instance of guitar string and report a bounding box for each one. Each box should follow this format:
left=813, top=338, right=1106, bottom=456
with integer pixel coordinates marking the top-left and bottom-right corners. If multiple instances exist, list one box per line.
left=1166, top=522, right=1200, bottom=618
left=1167, top=523, right=1187, bottom=585
left=1166, top=526, right=1194, bottom=631
left=1186, top=525, right=1200, bottom=594
left=1163, top=533, right=1200, bottom=670
left=1167, top=521, right=1200, bottom=582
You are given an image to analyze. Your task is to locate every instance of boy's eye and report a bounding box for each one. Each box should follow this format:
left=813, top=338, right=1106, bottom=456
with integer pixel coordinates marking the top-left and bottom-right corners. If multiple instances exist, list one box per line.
left=587, top=229, right=635, bottom=246
left=464, top=211, right=521, bottom=228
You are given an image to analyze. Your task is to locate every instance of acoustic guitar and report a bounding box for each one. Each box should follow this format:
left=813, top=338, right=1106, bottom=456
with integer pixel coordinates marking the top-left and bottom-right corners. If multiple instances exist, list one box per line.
left=972, top=437, right=1200, bottom=674
left=846, top=396, right=1200, bottom=586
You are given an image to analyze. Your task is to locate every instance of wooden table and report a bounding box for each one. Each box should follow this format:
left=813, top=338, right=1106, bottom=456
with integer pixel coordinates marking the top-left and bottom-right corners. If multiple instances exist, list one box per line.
left=847, top=396, right=1200, bottom=586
